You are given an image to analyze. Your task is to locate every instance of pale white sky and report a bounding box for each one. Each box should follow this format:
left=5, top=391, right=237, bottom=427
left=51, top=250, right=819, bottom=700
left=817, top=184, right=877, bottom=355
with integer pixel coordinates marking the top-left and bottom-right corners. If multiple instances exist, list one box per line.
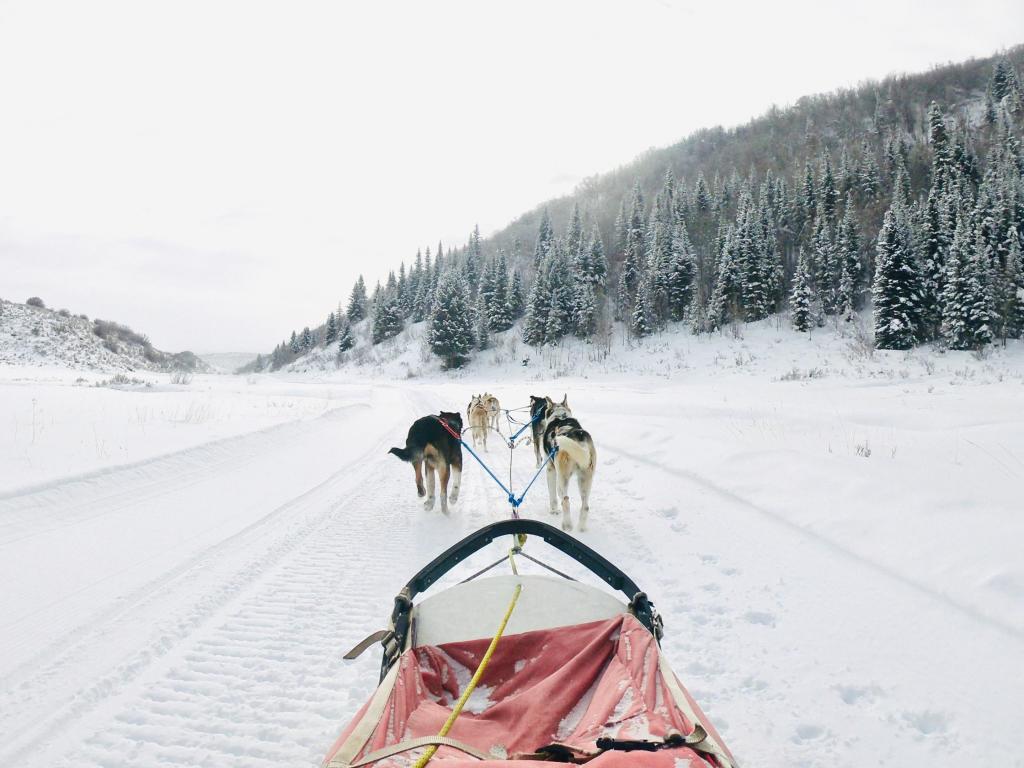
left=1, top=0, right=1021, bottom=352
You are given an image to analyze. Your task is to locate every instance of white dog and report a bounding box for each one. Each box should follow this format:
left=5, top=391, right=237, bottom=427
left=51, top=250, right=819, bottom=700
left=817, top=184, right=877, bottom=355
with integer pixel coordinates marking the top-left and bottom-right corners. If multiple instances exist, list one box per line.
left=466, top=394, right=490, bottom=452
left=540, top=395, right=597, bottom=532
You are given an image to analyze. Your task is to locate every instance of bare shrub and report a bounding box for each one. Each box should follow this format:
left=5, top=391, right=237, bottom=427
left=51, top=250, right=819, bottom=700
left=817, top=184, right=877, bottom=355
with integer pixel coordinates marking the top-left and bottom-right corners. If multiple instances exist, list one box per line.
left=169, top=371, right=193, bottom=385
left=26, top=296, right=45, bottom=308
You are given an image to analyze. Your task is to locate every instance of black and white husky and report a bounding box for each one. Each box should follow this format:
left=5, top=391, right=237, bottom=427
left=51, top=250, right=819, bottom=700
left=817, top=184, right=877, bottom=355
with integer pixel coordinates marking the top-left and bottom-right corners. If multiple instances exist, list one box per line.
left=388, top=412, right=463, bottom=514
left=540, top=395, right=597, bottom=532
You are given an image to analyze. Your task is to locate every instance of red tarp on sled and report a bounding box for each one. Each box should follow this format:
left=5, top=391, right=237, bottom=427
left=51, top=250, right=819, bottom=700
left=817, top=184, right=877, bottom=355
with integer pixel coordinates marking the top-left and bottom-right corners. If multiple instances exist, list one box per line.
left=323, top=614, right=734, bottom=767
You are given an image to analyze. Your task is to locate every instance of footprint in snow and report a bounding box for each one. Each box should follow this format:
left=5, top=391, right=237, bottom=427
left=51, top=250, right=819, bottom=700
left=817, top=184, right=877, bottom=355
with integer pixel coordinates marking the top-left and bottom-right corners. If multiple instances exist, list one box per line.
left=743, top=610, right=776, bottom=627
left=656, top=506, right=678, bottom=519
left=791, top=724, right=826, bottom=743
left=901, top=709, right=950, bottom=736
left=699, top=554, right=718, bottom=565
left=720, top=566, right=740, bottom=576
left=835, top=684, right=884, bottom=705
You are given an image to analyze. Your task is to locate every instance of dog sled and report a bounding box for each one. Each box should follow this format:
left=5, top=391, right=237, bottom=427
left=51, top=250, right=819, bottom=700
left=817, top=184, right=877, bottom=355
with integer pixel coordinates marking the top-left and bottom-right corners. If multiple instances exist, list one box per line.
left=324, top=519, right=737, bottom=767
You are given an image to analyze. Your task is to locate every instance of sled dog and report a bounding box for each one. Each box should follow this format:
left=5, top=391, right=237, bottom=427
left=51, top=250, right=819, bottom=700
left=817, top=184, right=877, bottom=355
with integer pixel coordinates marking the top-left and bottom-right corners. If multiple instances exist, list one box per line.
left=483, top=392, right=501, bottom=430
left=466, top=395, right=490, bottom=452
left=529, top=395, right=547, bottom=467
left=388, top=412, right=463, bottom=514
left=541, top=395, right=597, bottom=532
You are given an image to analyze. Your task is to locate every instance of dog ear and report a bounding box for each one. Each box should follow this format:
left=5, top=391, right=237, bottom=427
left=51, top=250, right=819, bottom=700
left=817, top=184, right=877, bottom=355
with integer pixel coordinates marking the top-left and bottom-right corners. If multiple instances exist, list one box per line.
left=545, top=396, right=554, bottom=408
left=561, top=394, right=568, bottom=407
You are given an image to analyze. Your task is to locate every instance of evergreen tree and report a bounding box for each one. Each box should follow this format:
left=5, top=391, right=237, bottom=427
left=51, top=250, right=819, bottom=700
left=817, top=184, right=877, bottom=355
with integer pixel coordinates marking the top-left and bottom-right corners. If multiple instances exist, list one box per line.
left=858, top=139, right=880, bottom=200
left=301, top=326, right=313, bottom=350
left=346, top=275, right=368, bottom=323
left=631, top=279, right=655, bottom=338
left=836, top=196, right=862, bottom=319
left=873, top=207, right=923, bottom=349
left=665, top=218, right=697, bottom=321
left=790, top=248, right=815, bottom=332
left=428, top=269, right=475, bottom=368
left=565, top=203, right=584, bottom=262
left=325, top=312, right=338, bottom=344
left=542, top=242, right=573, bottom=343
left=372, top=289, right=404, bottom=344
left=573, top=281, right=597, bottom=339
left=942, top=211, right=995, bottom=349
left=533, top=209, right=554, bottom=271
left=621, top=181, right=648, bottom=305
left=1001, top=229, right=1024, bottom=340
left=337, top=320, right=354, bottom=353
left=706, top=227, right=744, bottom=330
left=819, top=149, right=838, bottom=221
left=464, top=224, right=483, bottom=293
left=507, top=270, right=525, bottom=319
left=289, top=330, right=299, bottom=355
left=928, top=102, right=953, bottom=194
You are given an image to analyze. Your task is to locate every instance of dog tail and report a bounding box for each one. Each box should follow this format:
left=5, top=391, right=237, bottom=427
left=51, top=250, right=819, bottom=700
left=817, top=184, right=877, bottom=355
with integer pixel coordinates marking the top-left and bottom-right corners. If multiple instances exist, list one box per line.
left=389, top=446, right=412, bottom=462
left=555, top=433, right=594, bottom=468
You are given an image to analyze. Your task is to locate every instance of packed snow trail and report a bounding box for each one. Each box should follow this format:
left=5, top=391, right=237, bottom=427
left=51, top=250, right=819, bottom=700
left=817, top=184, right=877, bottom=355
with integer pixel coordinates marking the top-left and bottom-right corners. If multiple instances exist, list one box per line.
left=0, top=375, right=1022, bottom=767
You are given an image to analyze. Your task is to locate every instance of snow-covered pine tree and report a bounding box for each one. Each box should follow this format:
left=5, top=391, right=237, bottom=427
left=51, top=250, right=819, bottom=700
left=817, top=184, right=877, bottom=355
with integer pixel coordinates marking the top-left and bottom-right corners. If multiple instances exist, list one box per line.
left=918, top=190, right=952, bottom=338
left=811, top=211, right=838, bottom=314
left=543, top=241, right=573, bottom=343
left=533, top=209, right=554, bottom=272
left=397, top=262, right=410, bottom=317
left=942, top=209, right=996, bottom=350
left=836, top=195, right=862, bottom=320
left=818, top=149, right=838, bottom=222
left=621, top=181, right=647, bottom=298
left=666, top=215, right=697, bottom=321
left=475, top=294, right=490, bottom=350
left=413, top=248, right=432, bottom=321
left=1002, top=228, right=1024, bottom=340
left=325, top=312, right=338, bottom=344
left=337, top=319, right=354, bottom=353
left=372, top=289, right=404, bottom=344
left=790, top=248, right=815, bottom=332
left=706, top=226, right=744, bottom=331
left=507, top=270, right=525, bottom=320
left=873, top=207, right=923, bottom=350
left=573, top=281, right=597, bottom=339
left=858, top=139, right=880, bottom=201
left=928, top=103, right=953, bottom=194
left=522, top=260, right=551, bottom=346
left=631, top=278, right=655, bottom=338
left=346, top=275, right=368, bottom=323
left=565, top=203, right=584, bottom=263
left=486, top=251, right=512, bottom=332
left=290, top=330, right=300, bottom=355
left=464, top=225, right=483, bottom=294
left=800, top=159, right=817, bottom=230
left=301, top=326, right=313, bottom=350
left=428, top=269, right=475, bottom=369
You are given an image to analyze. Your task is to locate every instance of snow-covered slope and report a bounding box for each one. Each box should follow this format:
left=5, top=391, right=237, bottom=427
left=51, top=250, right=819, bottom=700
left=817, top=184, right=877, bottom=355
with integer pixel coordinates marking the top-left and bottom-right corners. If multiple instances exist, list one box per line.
left=1, top=326, right=1022, bottom=768
left=0, top=298, right=210, bottom=373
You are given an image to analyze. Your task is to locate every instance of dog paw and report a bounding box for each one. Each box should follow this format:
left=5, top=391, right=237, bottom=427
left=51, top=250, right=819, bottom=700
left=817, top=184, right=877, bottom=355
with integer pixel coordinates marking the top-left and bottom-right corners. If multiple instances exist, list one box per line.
left=424, top=499, right=435, bottom=511
left=561, top=520, right=573, bottom=532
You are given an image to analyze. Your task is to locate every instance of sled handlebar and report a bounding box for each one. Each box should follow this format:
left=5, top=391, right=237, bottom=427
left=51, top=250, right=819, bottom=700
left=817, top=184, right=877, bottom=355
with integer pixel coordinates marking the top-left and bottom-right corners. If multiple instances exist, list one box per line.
left=382, top=520, right=661, bottom=678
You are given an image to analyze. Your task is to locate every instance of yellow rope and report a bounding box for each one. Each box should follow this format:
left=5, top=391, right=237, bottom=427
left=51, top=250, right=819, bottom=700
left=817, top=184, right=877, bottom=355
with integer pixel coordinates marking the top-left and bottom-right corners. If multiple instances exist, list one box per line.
left=411, top=582, right=523, bottom=768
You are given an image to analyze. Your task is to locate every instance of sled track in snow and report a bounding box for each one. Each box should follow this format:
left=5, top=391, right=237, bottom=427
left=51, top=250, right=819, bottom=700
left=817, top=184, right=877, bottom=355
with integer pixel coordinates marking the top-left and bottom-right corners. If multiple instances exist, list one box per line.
left=0, top=396, right=413, bottom=768
left=606, top=445, right=1024, bottom=644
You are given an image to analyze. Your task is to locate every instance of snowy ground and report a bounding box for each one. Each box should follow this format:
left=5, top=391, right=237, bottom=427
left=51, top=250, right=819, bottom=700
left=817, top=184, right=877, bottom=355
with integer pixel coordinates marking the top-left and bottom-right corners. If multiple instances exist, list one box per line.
left=1, top=324, right=1023, bottom=768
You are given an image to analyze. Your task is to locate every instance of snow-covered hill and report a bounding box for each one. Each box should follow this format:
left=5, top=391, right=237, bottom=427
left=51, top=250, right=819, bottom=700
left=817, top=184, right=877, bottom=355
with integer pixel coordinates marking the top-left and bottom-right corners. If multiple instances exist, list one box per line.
left=0, top=298, right=210, bottom=373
